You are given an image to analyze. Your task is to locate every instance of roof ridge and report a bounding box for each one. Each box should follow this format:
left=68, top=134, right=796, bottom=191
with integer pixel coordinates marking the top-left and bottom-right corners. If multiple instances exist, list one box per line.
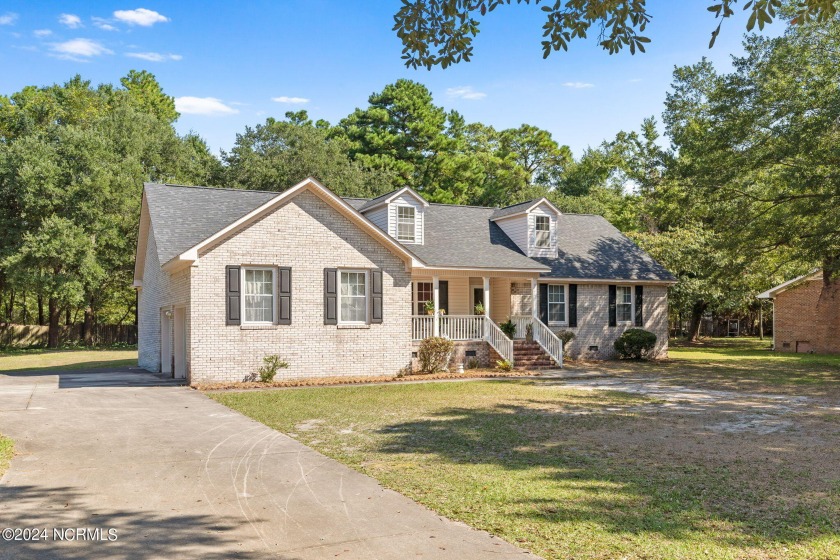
left=145, top=183, right=282, bottom=195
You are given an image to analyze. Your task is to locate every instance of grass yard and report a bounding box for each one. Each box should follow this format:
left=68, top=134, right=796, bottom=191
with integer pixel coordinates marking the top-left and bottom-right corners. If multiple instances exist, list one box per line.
left=210, top=339, right=840, bottom=559
left=0, top=347, right=138, bottom=373
left=0, top=435, right=12, bottom=478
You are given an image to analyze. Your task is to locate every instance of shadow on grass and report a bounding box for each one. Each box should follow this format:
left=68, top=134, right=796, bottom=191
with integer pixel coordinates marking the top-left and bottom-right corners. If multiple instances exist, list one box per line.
left=0, top=359, right=138, bottom=374
left=0, top=484, right=302, bottom=560
left=375, top=397, right=839, bottom=549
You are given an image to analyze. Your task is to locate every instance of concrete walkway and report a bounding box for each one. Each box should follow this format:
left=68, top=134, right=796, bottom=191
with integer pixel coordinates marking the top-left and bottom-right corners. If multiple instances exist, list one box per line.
left=0, top=367, right=532, bottom=559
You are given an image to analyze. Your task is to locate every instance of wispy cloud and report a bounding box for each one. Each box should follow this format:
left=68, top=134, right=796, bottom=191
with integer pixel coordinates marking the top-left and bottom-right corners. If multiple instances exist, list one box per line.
left=58, top=13, right=83, bottom=29
left=92, top=17, right=118, bottom=31
left=271, top=96, right=310, bottom=104
left=174, top=97, right=238, bottom=116
left=628, top=78, right=643, bottom=83
left=113, top=8, right=169, bottom=26
left=562, top=81, right=595, bottom=89
left=0, top=13, right=18, bottom=26
left=33, top=29, right=52, bottom=38
left=446, top=86, right=487, bottom=100
left=50, top=38, right=112, bottom=60
left=126, top=51, right=182, bottom=62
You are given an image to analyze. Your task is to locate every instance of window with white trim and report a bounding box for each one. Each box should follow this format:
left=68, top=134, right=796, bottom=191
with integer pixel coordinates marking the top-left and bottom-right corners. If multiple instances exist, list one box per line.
left=243, top=267, right=275, bottom=323
left=415, top=281, right=432, bottom=315
left=535, top=215, right=550, bottom=247
left=548, top=284, right=566, bottom=324
left=340, top=270, right=367, bottom=323
left=396, top=206, right=416, bottom=243
left=617, top=286, right=633, bottom=323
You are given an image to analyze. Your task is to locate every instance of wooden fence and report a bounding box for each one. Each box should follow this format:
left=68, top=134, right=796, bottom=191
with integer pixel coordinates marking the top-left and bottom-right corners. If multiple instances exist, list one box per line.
left=0, top=323, right=137, bottom=348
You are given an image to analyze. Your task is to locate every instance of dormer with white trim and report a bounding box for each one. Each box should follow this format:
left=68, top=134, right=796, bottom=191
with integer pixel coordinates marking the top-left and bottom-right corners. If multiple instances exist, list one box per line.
left=359, top=186, right=428, bottom=245
left=490, top=198, right=562, bottom=258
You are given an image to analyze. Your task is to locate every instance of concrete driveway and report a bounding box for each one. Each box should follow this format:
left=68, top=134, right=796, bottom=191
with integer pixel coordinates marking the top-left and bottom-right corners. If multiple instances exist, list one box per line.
left=0, top=367, right=531, bottom=559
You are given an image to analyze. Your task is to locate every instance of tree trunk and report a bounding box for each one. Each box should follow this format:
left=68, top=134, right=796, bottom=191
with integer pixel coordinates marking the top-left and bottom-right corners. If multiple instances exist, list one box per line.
left=21, top=292, right=26, bottom=324
left=83, top=301, right=94, bottom=346
left=65, top=307, right=72, bottom=326
left=37, top=295, right=44, bottom=326
left=6, top=290, right=13, bottom=322
left=686, top=301, right=708, bottom=342
left=47, top=297, right=60, bottom=348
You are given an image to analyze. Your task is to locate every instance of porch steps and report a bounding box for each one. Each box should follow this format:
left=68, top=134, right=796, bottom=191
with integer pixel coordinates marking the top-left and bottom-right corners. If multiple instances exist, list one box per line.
left=512, top=341, right=556, bottom=370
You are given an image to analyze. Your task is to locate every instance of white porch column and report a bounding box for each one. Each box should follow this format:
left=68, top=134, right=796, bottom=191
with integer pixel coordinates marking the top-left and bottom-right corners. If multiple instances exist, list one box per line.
left=531, top=278, right=539, bottom=320
left=483, top=277, right=491, bottom=338
left=433, top=275, right=440, bottom=337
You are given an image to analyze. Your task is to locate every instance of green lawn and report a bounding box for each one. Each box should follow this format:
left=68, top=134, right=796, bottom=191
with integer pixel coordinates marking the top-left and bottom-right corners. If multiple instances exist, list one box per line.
left=210, top=341, right=840, bottom=560
left=0, top=348, right=137, bottom=373
left=0, top=435, right=12, bottom=478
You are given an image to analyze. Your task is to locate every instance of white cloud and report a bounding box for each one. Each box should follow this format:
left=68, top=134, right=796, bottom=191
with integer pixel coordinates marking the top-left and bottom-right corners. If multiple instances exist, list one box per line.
left=174, top=97, right=238, bottom=116
left=562, top=81, right=595, bottom=89
left=92, top=17, right=118, bottom=31
left=58, top=13, right=83, bottom=28
left=33, top=29, right=52, bottom=37
left=628, top=78, right=643, bottom=83
left=0, top=13, right=18, bottom=25
left=445, top=86, right=487, bottom=100
left=50, top=38, right=113, bottom=60
left=113, top=8, right=169, bottom=26
left=126, top=51, right=182, bottom=62
left=271, top=96, right=310, bottom=104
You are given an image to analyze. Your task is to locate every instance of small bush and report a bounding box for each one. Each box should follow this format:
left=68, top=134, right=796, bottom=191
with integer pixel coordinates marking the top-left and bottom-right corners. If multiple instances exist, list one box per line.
left=465, top=357, right=480, bottom=370
left=258, top=354, right=289, bottom=382
left=495, top=359, right=513, bottom=372
left=613, top=329, right=657, bottom=359
left=555, top=329, right=576, bottom=346
left=418, top=336, right=454, bottom=373
left=499, top=319, right=516, bottom=339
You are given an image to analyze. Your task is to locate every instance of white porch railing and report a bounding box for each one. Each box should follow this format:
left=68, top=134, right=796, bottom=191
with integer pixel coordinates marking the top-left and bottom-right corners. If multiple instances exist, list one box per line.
left=510, top=316, right=532, bottom=339
left=484, top=318, right=515, bottom=365
left=531, top=318, right=564, bottom=368
left=411, top=315, right=515, bottom=365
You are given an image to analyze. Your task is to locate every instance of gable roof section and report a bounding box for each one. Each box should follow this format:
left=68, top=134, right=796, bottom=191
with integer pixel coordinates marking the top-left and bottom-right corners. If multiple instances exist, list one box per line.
left=490, top=198, right=562, bottom=221
left=144, top=178, right=422, bottom=271
left=358, top=186, right=429, bottom=212
left=533, top=214, right=676, bottom=282
left=756, top=270, right=822, bottom=299
left=406, top=204, right=549, bottom=271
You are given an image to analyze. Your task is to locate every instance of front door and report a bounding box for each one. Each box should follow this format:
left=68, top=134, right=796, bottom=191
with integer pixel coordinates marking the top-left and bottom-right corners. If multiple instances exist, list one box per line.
left=473, top=287, right=484, bottom=314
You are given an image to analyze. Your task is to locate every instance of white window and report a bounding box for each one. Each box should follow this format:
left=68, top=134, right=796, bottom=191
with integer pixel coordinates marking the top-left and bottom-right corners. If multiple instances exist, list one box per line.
left=535, top=215, right=550, bottom=247
left=340, top=270, right=367, bottom=323
left=548, top=284, right=566, bottom=324
left=617, top=286, right=633, bottom=323
left=243, top=267, right=275, bottom=324
left=415, top=281, right=433, bottom=315
left=396, top=206, right=416, bottom=243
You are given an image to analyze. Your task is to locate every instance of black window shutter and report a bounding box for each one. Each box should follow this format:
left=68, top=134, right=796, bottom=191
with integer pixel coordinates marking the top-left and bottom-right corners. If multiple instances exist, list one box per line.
left=635, top=285, right=644, bottom=327
left=225, top=266, right=241, bottom=325
left=324, top=268, right=337, bottom=325
left=568, top=284, right=578, bottom=327
left=439, top=280, right=449, bottom=313
left=370, top=269, right=383, bottom=324
left=278, top=267, right=291, bottom=325
left=608, top=285, right=617, bottom=327
left=539, top=283, right=548, bottom=324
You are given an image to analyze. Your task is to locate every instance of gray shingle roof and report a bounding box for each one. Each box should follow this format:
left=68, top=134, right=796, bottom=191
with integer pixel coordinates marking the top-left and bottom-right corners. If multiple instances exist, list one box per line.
left=409, top=204, right=549, bottom=270
left=144, top=183, right=276, bottom=264
left=534, top=214, right=676, bottom=282
left=142, top=183, right=673, bottom=281
left=357, top=189, right=401, bottom=211
left=489, top=199, right=540, bottom=220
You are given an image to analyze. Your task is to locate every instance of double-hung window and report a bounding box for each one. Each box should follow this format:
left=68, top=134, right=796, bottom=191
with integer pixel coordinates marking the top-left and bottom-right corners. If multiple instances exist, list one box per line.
left=243, top=267, right=275, bottom=323
left=547, top=284, right=566, bottom=324
left=415, top=281, right=432, bottom=315
left=617, top=286, right=633, bottom=323
left=535, top=215, right=550, bottom=248
left=396, top=206, right=416, bottom=243
left=339, top=270, right=367, bottom=323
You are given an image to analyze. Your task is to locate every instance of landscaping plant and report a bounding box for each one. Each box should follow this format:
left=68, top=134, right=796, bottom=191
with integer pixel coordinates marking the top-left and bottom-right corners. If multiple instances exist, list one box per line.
left=614, top=328, right=657, bottom=359
left=258, top=354, right=290, bottom=382
left=418, top=336, right=454, bottom=373
left=499, top=319, right=516, bottom=340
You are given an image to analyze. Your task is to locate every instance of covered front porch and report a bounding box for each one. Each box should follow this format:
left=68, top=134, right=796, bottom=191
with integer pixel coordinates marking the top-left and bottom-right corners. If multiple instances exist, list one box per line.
left=409, top=271, right=563, bottom=367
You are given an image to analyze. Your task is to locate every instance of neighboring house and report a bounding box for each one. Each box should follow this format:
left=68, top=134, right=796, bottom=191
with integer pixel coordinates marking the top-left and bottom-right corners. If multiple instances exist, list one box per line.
left=134, top=178, right=675, bottom=383
left=757, top=270, right=840, bottom=354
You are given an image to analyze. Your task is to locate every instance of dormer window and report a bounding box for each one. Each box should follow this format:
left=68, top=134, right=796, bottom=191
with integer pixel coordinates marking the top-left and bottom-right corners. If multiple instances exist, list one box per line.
left=397, top=206, right=416, bottom=243
left=535, top=215, right=550, bottom=247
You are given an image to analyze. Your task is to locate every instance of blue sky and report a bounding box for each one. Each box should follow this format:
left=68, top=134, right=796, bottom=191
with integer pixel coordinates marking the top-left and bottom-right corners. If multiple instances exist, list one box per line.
left=0, top=1, right=778, bottom=157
